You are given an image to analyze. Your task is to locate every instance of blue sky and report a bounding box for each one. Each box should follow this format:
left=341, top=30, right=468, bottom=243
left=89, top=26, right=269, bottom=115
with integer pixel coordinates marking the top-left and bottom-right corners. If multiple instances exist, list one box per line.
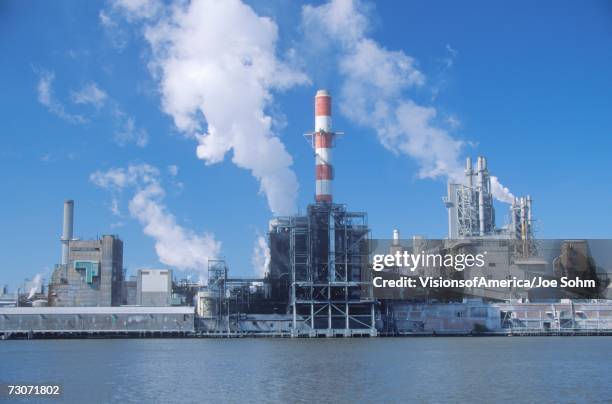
left=1, top=0, right=612, bottom=289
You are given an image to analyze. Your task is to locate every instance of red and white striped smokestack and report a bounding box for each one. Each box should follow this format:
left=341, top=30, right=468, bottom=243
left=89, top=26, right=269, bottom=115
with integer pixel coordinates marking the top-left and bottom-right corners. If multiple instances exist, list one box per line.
left=314, top=89, right=334, bottom=203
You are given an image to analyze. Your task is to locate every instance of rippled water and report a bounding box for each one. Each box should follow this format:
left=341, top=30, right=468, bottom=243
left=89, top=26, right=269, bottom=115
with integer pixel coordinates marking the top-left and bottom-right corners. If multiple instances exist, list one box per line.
left=1, top=337, right=610, bottom=403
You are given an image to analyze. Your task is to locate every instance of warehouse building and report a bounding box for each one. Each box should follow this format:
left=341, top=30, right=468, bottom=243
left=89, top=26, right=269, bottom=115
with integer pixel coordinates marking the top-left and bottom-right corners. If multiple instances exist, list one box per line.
left=136, top=269, right=172, bottom=306
left=0, top=306, right=194, bottom=334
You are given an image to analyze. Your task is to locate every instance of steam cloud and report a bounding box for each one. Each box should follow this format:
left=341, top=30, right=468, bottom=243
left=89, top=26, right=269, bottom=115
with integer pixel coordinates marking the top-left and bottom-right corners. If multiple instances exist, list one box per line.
left=27, top=273, right=43, bottom=300
left=109, top=0, right=308, bottom=215
left=90, top=164, right=221, bottom=274
left=251, top=234, right=271, bottom=277
left=302, top=0, right=515, bottom=203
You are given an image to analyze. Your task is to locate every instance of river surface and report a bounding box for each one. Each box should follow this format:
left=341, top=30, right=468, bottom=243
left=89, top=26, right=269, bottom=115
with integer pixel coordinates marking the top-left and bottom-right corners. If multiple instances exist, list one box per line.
left=1, top=337, right=610, bottom=403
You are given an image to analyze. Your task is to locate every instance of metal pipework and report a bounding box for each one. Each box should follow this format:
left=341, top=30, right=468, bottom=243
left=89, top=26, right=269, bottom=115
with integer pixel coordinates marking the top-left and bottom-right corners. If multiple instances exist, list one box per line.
left=61, top=200, right=74, bottom=265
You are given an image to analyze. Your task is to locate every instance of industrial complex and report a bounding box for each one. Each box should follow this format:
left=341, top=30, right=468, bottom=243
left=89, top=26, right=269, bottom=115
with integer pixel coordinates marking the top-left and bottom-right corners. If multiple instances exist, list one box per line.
left=1, top=90, right=611, bottom=339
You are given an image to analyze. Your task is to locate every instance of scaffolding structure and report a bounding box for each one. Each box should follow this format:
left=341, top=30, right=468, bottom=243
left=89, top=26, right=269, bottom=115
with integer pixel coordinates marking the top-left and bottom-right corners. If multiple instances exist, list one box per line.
left=447, top=184, right=481, bottom=238
left=207, top=260, right=228, bottom=330
left=270, top=203, right=376, bottom=337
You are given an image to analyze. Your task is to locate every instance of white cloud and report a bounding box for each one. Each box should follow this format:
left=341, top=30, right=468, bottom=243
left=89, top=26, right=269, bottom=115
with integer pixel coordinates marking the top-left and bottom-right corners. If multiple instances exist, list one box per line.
left=301, top=0, right=515, bottom=203
left=90, top=163, right=159, bottom=189
left=110, top=0, right=162, bottom=21
left=113, top=113, right=149, bottom=147
left=37, top=71, right=53, bottom=105
left=431, top=43, right=458, bottom=101
left=446, top=115, right=461, bottom=129
left=251, top=234, right=270, bottom=277
left=101, top=0, right=162, bottom=49
left=90, top=163, right=221, bottom=273
left=111, top=0, right=309, bottom=215
left=129, top=183, right=220, bottom=272
left=303, top=0, right=369, bottom=45
left=36, top=70, right=87, bottom=124
left=167, top=165, right=179, bottom=176
left=110, top=221, right=125, bottom=229
left=392, top=101, right=464, bottom=181
left=99, top=10, right=128, bottom=50
left=71, top=82, right=108, bottom=109
left=444, top=44, right=458, bottom=69
left=110, top=197, right=121, bottom=216
left=36, top=72, right=147, bottom=147
left=99, top=10, right=113, bottom=26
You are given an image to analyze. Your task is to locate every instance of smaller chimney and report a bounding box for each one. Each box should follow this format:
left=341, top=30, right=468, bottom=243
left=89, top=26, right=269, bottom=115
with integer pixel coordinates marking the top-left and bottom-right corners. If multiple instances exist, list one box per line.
left=61, top=200, right=74, bottom=265
left=392, top=229, right=401, bottom=246
left=465, top=157, right=473, bottom=187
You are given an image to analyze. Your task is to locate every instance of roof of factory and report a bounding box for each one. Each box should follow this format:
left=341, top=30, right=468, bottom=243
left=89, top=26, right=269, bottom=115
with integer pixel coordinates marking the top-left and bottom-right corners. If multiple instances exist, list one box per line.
left=0, top=306, right=194, bottom=315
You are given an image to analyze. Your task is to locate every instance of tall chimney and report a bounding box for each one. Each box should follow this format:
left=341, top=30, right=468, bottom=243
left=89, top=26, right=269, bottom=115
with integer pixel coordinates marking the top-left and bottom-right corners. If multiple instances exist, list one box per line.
left=314, top=90, right=334, bottom=203
left=61, top=200, right=74, bottom=265
left=477, top=157, right=485, bottom=236
left=526, top=195, right=532, bottom=237
left=512, top=198, right=518, bottom=238
left=518, top=197, right=527, bottom=240
left=465, top=157, right=473, bottom=188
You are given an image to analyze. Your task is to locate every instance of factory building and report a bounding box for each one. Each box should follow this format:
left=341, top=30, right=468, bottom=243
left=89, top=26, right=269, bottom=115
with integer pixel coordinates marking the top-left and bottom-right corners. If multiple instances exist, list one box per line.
left=136, top=269, right=172, bottom=306
left=122, top=276, right=137, bottom=306
left=384, top=299, right=612, bottom=335
left=48, top=200, right=124, bottom=307
left=444, top=156, right=534, bottom=241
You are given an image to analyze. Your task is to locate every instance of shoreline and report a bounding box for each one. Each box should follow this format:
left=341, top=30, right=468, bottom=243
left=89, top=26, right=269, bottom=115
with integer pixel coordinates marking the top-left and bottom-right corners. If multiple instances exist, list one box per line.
left=3, top=330, right=612, bottom=340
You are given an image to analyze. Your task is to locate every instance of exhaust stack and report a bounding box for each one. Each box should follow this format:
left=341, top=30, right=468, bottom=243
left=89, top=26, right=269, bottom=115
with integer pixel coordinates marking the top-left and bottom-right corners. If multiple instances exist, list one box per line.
left=61, top=200, right=74, bottom=265
left=312, top=90, right=338, bottom=203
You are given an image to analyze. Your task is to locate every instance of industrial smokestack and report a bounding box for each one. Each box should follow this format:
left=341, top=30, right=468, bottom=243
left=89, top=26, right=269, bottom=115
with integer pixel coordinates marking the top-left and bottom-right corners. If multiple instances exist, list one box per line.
left=465, top=157, right=473, bottom=188
left=512, top=198, right=518, bottom=238
left=61, top=200, right=74, bottom=265
left=477, top=157, right=486, bottom=236
left=527, top=195, right=532, bottom=234
left=314, top=90, right=334, bottom=203
left=520, top=197, right=527, bottom=241
left=392, top=229, right=400, bottom=246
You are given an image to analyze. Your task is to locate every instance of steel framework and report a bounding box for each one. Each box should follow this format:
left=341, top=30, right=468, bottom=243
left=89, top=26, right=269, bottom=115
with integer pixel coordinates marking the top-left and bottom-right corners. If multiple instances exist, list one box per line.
left=283, top=203, right=376, bottom=337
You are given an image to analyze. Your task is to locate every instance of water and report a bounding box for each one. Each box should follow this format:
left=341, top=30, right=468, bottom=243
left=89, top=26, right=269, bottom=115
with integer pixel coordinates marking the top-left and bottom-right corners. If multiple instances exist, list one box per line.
left=1, top=337, right=610, bottom=403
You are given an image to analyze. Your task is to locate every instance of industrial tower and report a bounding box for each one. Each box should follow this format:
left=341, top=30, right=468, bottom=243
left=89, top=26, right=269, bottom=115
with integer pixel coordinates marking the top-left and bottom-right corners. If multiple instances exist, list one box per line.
left=268, top=90, right=376, bottom=337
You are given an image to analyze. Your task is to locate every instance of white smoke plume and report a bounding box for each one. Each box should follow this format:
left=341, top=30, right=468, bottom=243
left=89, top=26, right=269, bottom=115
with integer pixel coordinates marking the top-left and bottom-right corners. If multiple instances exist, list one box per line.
left=490, top=176, right=515, bottom=204
left=108, top=0, right=308, bottom=215
left=90, top=163, right=221, bottom=273
left=302, top=0, right=515, bottom=203
left=251, top=234, right=271, bottom=278
left=27, top=273, right=43, bottom=300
